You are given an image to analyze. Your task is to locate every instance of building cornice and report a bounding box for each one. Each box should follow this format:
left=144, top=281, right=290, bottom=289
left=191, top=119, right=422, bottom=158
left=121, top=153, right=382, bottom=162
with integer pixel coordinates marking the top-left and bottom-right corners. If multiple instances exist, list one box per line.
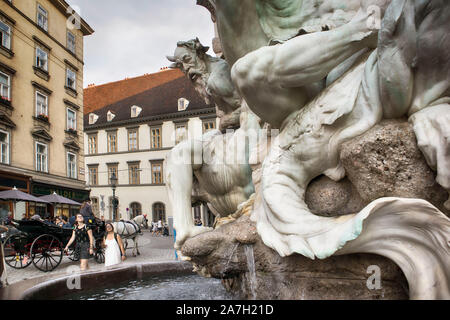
left=0, top=8, right=16, bottom=25
left=32, top=35, right=52, bottom=51
left=84, top=107, right=216, bottom=131
left=85, top=147, right=173, bottom=158
left=0, top=61, right=16, bottom=74
left=31, top=81, right=53, bottom=95
left=64, top=99, right=80, bottom=110
left=0, top=163, right=87, bottom=190
left=48, top=0, right=95, bottom=36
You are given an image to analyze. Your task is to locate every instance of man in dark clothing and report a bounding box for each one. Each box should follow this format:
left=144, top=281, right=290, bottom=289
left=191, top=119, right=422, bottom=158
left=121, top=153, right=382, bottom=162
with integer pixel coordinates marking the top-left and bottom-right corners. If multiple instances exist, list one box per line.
left=69, top=215, right=76, bottom=227
left=80, top=200, right=94, bottom=224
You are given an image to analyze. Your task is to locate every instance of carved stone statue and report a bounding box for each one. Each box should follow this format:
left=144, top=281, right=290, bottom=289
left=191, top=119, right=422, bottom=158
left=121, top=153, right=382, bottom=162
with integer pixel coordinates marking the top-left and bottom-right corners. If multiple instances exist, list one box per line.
left=167, top=38, right=242, bottom=131
left=170, top=0, right=450, bottom=299
left=165, top=40, right=262, bottom=250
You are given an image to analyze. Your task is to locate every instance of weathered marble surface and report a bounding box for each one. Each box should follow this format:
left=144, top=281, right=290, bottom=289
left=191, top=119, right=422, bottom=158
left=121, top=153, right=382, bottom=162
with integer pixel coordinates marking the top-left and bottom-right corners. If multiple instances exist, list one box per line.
left=172, top=0, right=450, bottom=300
left=165, top=40, right=261, bottom=249
left=182, top=215, right=408, bottom=300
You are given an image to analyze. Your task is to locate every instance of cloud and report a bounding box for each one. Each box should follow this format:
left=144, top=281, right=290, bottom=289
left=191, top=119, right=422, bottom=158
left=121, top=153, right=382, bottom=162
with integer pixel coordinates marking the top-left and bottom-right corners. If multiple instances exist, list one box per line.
left=66, top=0, right=215, bottom=86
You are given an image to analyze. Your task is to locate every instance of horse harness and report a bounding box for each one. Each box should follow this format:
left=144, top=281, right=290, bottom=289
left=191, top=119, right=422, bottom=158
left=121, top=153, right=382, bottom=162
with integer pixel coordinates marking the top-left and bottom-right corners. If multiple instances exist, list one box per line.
left=119, top=220, right=141, bottom=238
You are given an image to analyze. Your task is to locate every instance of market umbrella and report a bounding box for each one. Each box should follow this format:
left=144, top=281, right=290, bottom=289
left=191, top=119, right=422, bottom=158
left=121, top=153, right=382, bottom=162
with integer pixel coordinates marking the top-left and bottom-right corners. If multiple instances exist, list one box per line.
left=0, top=187, right=48, bottom=221
left=38, top=192, right=81, bottom=219
left=0, top=187, right=49, bottom=203
left=38, top=192, right=81, bottom=206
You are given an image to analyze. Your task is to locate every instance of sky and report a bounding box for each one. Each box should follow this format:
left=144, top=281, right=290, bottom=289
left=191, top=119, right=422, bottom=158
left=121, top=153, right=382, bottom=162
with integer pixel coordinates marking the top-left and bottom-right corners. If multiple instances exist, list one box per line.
left=66, top=0, right=215, bottom=87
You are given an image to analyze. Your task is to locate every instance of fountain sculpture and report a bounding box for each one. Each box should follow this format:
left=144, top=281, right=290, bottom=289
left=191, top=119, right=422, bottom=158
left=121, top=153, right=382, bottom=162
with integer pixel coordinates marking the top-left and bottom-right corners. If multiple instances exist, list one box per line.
left=165, top=0, right=450, bottom=300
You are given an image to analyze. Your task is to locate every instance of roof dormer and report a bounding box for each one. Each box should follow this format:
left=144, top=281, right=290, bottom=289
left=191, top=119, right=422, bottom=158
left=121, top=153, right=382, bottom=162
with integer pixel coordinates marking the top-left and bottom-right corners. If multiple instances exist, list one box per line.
left=89, top=113, right=99, bottom=125
left=178, top=98, right=189, bottom=111
left=131, top=105, right=142, bottom=118
left=107, top=111, right=116, bottom=122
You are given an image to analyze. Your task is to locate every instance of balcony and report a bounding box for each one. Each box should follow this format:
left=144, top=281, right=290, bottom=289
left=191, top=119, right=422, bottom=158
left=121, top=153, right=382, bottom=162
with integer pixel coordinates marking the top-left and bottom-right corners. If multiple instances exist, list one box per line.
left=65, top=128, right=78, bottom=137
left=0, top=96, right=12, bottom=109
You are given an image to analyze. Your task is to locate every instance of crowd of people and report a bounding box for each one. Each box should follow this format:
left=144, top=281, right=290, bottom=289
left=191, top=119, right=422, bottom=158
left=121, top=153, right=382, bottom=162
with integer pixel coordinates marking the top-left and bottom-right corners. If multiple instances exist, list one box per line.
left=150, top=219, right=169, bottom=237
left=0, top=200, right=180, bottom=287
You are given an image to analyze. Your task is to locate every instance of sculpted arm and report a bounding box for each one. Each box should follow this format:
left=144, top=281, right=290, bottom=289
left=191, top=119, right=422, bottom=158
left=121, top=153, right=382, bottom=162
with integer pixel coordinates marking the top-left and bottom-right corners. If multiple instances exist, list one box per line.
left=267, top=9, right=378, bottom=88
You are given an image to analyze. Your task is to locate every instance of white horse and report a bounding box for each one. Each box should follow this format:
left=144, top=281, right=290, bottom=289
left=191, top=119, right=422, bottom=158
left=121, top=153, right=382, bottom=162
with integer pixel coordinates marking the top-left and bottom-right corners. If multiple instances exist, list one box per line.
left=112, top=215, right=148, bottom=257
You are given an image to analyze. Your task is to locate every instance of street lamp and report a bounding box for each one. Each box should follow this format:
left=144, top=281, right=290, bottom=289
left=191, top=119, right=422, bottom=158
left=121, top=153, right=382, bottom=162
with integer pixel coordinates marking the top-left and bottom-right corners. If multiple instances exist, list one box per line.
left=110, top=172, right=118, bottom=221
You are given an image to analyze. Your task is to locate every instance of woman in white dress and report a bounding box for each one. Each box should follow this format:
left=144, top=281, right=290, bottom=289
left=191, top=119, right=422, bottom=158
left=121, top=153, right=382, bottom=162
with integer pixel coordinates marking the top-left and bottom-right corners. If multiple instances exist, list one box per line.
left=102, top=222, right=126, bottom=267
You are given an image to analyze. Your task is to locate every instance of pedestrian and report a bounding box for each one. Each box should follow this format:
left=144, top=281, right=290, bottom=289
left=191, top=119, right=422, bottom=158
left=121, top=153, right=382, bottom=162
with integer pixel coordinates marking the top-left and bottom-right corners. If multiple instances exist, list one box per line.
left=68, top=215, right=76, bottom=227
left=157, top=219, right=163, bottom=236
left=163, top=224, right=169, bottom=236
left=102, top=222, right=126, bottom=267
left=55, top=217, right=64, bottom=227
left=0, top=224, right=8, bottom=288
left=80, top=200, right=94, bottom=224
left=64, top=213, right=94, bottom=271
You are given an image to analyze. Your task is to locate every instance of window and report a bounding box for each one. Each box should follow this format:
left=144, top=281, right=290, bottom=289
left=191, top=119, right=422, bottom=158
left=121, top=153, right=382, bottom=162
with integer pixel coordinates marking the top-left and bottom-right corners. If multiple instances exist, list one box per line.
left=152, top=202, right=166, bottom=223
left=150, top=127, right=161, bottom=149
left=89, top=113, right=98, bottom=125
left=67, top=108, right=76, bottom=130
left=203, top=119, right=216, bottom=133
left=66, top=68, right=76, bottom=90
left=175, top=123, right=187, bottom=144
left=128, top=129, right=138, bottom=151
left=88, top=134, right=97, bottom=154
left=36, top=47, right=48, bottom=71
left=67, top=152, right=77, bottom=179
left=130, top=202, right=142, bottom=219
left=88, top=166, right=98, bottom=186
left=0, top=72, right=10, bottom=101
left=151, top=162, right=163, bottom=184
left=131, top=105, right=142, bottom=118
left=36, top=91, right=48, bottom=117
left=108, top=164, right=118, bottom=184
left=0, top=130, right=9, bottom=164
left=107, top=111, right=115, bottom=122
left=128, top=163, right=140, bottom=185
left=35, top=142, right=47, bottom=172
left=37, top=4, right=48, bottom=31
left=178, top=98, right=189, bottom=111
left=67, top=31, right=76, bottom=53
left=0, top=21, right=11, bottom=49
left=107, top=132, right=117, bottom=153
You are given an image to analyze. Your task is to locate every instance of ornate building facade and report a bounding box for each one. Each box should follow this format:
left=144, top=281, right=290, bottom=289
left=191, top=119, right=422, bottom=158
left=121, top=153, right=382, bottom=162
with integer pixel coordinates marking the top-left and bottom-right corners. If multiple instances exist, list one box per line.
left=0, top=0, right=93, bottom=220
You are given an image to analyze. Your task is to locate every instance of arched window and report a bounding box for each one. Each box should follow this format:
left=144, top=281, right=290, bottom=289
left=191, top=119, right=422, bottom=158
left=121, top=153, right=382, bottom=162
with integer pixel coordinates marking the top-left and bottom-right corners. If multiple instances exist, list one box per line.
left=152, top=202, right=165, bottom=222
left=130, top=202, right=142, bottom=218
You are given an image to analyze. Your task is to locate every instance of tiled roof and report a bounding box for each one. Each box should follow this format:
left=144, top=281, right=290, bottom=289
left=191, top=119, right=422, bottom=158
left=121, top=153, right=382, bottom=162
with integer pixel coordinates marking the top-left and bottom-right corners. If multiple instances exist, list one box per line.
left=83, top=69, right=184, bottom=115
left=84, top=75, right=214, bottom=130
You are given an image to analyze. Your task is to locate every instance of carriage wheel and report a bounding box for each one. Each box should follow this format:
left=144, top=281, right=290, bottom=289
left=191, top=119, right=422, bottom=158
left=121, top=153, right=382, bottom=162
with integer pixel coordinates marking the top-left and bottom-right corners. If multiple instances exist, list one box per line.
left=94, top=248, right=105, bottom=264
left=94, top=238, right=104, bottom=264
left=3, top=234, right=32, bottom=269
left=67, top=245, right=79, bottom=262
left=31, top=234, right=63, bottom=272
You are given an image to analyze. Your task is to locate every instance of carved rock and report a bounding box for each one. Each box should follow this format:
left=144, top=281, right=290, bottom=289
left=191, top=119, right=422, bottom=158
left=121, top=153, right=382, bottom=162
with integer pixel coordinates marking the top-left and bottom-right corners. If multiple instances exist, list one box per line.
left=182, top=215, right=408, bottom=300
left=340, top=119, right=449, bottom=216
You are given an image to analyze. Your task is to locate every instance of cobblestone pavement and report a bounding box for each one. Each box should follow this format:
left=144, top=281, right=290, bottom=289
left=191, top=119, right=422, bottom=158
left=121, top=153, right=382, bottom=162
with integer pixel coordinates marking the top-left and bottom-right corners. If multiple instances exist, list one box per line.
left=3, top=230, right=177, bottom=285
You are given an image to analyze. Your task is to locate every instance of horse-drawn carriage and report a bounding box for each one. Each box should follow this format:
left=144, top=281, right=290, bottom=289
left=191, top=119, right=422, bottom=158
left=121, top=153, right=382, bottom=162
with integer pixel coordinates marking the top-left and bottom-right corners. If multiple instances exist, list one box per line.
left=2, top=218, right=105, bottom=272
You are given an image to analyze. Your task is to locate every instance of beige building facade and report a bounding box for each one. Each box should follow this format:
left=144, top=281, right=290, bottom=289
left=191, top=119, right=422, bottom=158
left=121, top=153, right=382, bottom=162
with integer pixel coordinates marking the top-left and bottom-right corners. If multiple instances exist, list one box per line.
left=0, top=0, right=93, bottom=220
left=84, top=71, right=217, bottom=227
